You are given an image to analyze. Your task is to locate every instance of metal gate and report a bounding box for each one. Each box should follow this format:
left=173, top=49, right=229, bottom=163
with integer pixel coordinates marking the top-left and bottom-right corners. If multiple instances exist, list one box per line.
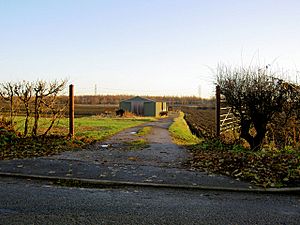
left=216, top=85, right=240, bottom=137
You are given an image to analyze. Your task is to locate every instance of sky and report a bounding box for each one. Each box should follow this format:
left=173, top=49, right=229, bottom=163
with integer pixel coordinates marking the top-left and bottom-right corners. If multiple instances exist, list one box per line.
left=0, top=0, right=300, bottom=98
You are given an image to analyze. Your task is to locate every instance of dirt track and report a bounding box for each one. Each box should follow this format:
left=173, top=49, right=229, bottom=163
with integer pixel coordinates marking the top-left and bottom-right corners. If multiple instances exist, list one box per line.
left=52, top=114, right=191, bottom=168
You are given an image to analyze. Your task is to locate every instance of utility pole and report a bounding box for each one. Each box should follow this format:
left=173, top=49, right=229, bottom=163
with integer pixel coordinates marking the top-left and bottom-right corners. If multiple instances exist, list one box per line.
left=94, top=84, right=97, bottom=96
left=198, top=85, right=201, bottom=98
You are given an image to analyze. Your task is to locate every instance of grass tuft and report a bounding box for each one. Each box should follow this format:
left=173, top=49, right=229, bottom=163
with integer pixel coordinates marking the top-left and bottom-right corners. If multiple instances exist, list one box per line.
left=136, top=126, right=152, bottom=136
left=123, top=139, right=149, bottom=151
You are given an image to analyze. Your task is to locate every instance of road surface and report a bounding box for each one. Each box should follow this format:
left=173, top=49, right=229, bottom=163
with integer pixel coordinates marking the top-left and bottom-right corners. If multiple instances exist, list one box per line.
left=0, top=178, right=299, bottom=225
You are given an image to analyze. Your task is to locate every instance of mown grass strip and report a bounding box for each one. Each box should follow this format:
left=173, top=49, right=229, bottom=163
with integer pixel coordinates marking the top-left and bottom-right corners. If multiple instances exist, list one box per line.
left=169, top=112, right=202, bottom=146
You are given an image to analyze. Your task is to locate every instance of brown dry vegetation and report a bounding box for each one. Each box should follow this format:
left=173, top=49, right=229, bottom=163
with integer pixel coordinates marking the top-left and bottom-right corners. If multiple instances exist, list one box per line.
left=181, top=107, right=300, bottom=187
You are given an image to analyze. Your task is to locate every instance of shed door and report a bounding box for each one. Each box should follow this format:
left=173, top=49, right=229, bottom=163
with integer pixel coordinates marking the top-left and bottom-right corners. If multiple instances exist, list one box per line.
left=131, top=101, right=144, bottom=116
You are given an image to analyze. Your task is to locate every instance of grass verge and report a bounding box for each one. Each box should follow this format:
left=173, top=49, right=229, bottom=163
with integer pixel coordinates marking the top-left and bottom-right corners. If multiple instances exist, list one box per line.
left=169, top=112, right=202, bottom=145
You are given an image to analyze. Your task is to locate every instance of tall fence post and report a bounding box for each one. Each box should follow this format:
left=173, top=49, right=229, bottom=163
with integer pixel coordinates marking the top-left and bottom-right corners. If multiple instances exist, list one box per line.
left=69, top=84, right=74, bottom=138
left=215, top=85, right=220, bottom=137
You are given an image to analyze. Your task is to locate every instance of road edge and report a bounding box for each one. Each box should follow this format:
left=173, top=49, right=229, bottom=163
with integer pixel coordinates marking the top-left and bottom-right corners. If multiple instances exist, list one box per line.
left=0, top=172, right=299, bottom=194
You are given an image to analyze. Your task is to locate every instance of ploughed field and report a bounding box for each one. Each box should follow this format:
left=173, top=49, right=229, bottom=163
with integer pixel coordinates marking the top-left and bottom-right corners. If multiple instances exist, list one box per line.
left=181, top=107, right=216, bottom=138
left=74, top=104, right=118, bottom=116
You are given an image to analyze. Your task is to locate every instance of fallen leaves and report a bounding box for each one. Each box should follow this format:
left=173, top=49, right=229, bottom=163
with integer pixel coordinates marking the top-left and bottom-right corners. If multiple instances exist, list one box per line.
left=187, top=141, right=300, bottom=188
left=0, top=131, right=82, bottom=160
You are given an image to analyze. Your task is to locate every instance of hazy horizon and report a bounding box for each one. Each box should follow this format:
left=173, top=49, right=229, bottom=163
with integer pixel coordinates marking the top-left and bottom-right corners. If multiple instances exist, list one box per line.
left=1, top=0, right=300, bottom=98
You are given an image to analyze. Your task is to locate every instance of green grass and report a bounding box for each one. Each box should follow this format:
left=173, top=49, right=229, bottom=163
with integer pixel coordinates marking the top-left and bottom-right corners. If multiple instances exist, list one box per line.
left=124, top=139, right=149, bottom=151
left=13, top=115, right=156, bottom=142
left=169, top=112, right=202, bottom=145
left=136, top=126, right=152, bottom=136
left=1, top=115, right=156, bottom=160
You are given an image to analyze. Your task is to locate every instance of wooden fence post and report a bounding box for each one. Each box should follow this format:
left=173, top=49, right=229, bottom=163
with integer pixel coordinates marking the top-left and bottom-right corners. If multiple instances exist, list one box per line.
left=215, top=85, right=220, bottom=137
left=69, top=84, right=74, bottom=138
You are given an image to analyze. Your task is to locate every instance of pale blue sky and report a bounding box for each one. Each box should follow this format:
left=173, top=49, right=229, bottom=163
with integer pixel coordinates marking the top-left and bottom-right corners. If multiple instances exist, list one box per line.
left=0, top=0, right=300, bottom=97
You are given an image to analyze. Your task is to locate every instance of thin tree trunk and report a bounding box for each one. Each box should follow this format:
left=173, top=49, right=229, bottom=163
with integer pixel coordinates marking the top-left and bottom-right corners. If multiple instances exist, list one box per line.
left=24, top=102, right=30, bottom=136
left=9, top=97, right=13, bottom=125
left=32, top=96, right=39, bottom=136
left=43, top=118, right=56, bottom=136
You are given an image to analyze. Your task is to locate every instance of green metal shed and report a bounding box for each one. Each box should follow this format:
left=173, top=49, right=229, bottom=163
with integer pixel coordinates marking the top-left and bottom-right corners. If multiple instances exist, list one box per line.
left=119, top=96, right=167, bottom=117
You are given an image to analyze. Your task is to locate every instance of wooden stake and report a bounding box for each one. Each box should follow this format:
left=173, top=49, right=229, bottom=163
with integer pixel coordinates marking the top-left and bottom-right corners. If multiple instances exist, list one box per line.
left=69, top=84, right=74, bottom=138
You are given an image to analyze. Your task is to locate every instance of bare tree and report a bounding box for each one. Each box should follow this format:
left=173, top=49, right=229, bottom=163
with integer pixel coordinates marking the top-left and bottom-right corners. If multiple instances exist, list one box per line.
left=32, top=79, right=67, bottom=136
left=0, top=82, right=18, bottom=125
left=15, top=81, right=33, bottom=136
left=217, top=65, right=299, bottom=150
left=0, top=79, right=67, bottom=137
left=42, top=94, right=68, bottom=136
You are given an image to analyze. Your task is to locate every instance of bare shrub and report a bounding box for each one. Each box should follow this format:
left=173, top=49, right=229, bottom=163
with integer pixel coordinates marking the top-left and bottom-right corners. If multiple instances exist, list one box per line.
left=217, top=65, right=300, bottom=150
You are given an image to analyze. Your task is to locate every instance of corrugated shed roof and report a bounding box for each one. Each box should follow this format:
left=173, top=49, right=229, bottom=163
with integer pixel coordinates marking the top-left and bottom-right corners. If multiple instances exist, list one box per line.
left=121, top=96, right=156, bottom=103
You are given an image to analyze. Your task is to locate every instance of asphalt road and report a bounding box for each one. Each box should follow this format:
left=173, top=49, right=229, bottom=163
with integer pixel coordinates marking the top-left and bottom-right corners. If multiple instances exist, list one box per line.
left=0, top=178, right=299, bottom=225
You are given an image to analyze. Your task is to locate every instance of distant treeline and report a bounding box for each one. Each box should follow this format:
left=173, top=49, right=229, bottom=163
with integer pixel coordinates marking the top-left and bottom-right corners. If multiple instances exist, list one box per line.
left=0, top=94, right=215, bottom=109
left=74, top=95, right=215, bottom=107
